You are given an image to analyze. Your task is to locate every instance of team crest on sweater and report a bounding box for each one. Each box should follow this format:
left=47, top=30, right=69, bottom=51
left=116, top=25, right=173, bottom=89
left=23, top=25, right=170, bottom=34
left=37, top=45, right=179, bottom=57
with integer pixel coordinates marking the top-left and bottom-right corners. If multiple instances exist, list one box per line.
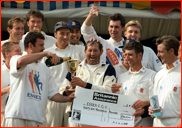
left=173, top=87, right=177, bottom=92
left=140, top=88, right=144, bottom=93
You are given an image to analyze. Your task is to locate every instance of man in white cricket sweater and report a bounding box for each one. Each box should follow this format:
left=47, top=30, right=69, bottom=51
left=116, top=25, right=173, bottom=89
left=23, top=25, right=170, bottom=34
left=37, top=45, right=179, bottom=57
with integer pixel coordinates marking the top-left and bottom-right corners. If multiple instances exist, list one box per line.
left=149, top=35, right=181, bottom=127
left=61, top=39, right=116, bottom=127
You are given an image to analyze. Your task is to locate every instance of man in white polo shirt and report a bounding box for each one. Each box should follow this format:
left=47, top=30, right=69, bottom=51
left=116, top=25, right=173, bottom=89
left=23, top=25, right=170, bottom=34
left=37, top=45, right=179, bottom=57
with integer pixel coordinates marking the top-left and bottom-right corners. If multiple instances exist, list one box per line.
left=43, top=21, right=85, bottom=127
left=112, top=41, right=156, bottom=127
left=5, top=32, right=75, bottom=127
left=1, top=41, right=22, bottom=126
left=81, top=5, right=125, bottom=64
left=21, top=9, right=56, bottom=49
left=1, top=16, right=25, bottom=65
left=124, top=20, right=162, bottom=72
left=148, top=35, right=181, bottom=127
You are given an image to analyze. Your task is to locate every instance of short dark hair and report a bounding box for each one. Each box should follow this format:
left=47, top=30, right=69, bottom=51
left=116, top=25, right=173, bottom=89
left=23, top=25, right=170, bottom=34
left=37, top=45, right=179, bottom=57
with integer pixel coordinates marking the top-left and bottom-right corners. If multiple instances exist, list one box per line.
left=26, top=9, right=44, bottom=22
left=123, top=41, right=144, bottom=56
left=85, top=40, right=103, bottom=51
left=24, top=32, right=45, bottom=50
left=156, top=35, right=179, bottom=56
left=1, top=41, right=19, bottom=59
left=108, top=13, right=125, bottom=27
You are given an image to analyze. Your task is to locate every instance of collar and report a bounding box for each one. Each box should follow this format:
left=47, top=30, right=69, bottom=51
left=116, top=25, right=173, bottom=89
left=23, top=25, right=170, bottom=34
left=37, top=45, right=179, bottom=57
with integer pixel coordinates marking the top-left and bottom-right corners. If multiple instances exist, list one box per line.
left=108, top=37, right=124, bottom=46
left=79, top=58, right=106, bottom=67
left=22, top=51, right=28, bottom=56
left=162, top=59, right=181, bottom=70
left=128, top=66, right=146, bottom=74
left=173, top=59, right=181, bottom=67
left=53, top=43, right=70, bottom=50
left=2, top=63, right=9, bottom=72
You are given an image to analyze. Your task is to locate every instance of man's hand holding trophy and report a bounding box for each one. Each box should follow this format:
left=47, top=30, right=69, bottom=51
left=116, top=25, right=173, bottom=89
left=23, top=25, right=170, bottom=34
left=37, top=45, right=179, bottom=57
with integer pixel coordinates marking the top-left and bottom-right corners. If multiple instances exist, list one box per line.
left=66, top=59, right=80, bottom=91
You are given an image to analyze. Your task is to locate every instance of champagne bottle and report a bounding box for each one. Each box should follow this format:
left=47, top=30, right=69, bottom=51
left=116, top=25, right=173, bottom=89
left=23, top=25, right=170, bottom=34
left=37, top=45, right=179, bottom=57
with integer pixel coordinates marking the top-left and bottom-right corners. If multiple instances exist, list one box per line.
left=45, top=57, right=71, bottom=67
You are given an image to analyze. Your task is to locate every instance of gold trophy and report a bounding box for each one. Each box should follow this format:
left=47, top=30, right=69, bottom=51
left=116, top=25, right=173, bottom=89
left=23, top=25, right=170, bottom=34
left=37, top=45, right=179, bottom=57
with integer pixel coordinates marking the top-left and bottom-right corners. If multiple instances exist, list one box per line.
left=66, top=59, right=79, bottom=91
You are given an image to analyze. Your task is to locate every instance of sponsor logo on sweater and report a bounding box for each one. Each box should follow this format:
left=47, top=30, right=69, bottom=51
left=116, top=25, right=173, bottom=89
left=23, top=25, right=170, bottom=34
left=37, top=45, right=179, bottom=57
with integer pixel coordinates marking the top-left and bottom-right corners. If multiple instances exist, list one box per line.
left=106, top=48, right=123, bottom=66
left=27, top=70, right=42, bottom=100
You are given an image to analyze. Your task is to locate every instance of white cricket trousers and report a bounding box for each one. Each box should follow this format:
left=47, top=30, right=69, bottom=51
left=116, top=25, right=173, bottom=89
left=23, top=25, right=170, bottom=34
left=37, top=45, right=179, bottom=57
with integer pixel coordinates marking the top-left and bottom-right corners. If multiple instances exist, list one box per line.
left=5, top=118, right=42, bottom=127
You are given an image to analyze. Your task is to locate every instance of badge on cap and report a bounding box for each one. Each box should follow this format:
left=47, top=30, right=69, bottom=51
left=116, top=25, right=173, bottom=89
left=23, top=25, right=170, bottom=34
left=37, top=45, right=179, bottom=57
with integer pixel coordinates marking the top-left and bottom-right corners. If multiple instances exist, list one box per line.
left=126, top=40, right=130, bottom=43
left=173, top=87, right=177, bottom=92
left=63, top=22, right=67, bottom=26
left=140, top=88, right=144, bottom=93
left=72, top=21, right=76, bottom=25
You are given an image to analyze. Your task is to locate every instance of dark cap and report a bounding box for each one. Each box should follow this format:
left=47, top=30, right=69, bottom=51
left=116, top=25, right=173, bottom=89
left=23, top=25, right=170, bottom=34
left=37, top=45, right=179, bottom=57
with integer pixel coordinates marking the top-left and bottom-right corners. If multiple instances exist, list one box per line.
left=119, top=38, right=136, bottom=48
left=67, top=20, right=81, bottom=28
left=54, top=21, right=72, bottom=32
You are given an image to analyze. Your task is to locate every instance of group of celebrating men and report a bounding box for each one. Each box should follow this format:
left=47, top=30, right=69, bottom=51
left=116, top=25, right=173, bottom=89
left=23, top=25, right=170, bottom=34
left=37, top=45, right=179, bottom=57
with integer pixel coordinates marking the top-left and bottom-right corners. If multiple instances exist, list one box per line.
left=1, top=5, right=181, bottom=127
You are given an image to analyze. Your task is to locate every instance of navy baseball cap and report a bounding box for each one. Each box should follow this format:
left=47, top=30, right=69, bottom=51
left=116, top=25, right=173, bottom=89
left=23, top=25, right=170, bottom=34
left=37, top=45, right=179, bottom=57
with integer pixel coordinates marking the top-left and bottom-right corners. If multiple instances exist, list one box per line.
left=54, top=21, right=73, bottom=32
left=67, top=20, right=81, bottom=28
left=118, top=38, right=136, bottom=48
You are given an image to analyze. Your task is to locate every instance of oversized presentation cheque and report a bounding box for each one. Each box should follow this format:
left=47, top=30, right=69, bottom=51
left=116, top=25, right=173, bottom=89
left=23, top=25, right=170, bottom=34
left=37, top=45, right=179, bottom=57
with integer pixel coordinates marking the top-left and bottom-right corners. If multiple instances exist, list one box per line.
left=71, top=87, right=137, bottom=127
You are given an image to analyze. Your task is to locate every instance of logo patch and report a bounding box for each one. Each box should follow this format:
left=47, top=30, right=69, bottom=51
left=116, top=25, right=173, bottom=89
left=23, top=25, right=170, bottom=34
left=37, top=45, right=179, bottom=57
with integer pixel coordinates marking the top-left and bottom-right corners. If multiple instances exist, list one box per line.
left=126, top=40, right=130, bottom=44
left=156, top=59, right=160, bottom=63
left=3, top=58, right=5, bottom=63
left=97, top=73, right=100, bottom=75
left=125, top=87, right=127, bottom=90
left=160, top=86, right=163, bottom=90
left=62, top=22, right=67, bottom=26
left=28, top=70, right=43, bottom=95
left=173, top=87, right=177, bottom=92
left=140, top=88, right=144, bottom=93
left=72, top=21, right=76, bottom=25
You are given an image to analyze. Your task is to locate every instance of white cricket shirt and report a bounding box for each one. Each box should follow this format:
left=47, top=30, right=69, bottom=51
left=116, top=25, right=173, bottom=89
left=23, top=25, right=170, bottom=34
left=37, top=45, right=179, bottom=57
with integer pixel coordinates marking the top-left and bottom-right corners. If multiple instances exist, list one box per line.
left=5, top=52, right=59, bottom=123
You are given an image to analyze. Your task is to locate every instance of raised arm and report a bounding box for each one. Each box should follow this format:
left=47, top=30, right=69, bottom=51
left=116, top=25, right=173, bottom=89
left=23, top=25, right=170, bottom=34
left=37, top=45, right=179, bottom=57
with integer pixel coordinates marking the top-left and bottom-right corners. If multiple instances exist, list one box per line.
left=81, top=5, right=102, bottom=43
left=85, top=5, right=99, bottom=26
